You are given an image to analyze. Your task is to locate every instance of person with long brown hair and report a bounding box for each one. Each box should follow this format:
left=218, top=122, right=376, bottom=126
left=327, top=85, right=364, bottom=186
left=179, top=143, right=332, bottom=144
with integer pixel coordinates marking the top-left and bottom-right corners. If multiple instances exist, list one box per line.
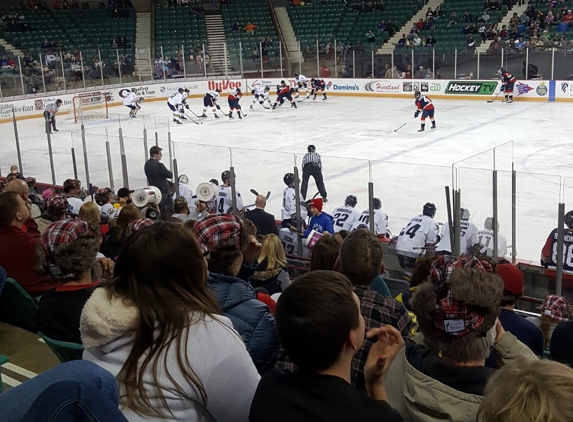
left=80, top=222, right=260, bottom=421
left=103, top=203, right=140, bottom=259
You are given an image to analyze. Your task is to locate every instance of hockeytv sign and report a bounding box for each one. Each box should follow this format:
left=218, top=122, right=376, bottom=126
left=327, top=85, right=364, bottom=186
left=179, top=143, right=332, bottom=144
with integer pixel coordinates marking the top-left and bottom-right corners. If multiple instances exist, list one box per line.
left=445, top=81, right=498, bottom=95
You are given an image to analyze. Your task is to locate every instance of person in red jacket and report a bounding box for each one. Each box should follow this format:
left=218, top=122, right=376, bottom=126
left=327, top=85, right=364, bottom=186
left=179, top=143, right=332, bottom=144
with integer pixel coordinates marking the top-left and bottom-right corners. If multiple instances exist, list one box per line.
left=0, top=191, right=57, bottom=297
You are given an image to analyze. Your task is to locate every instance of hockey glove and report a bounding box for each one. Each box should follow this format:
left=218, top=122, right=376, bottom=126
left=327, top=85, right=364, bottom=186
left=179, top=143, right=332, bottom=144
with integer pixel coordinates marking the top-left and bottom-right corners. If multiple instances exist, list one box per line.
left=500, top=85, right=505, bottom=92
left=414, top=110, right=421, bottom=118
left=216, top=104, right=221, bottom=110
left=185, top=104, right=190, bottom=109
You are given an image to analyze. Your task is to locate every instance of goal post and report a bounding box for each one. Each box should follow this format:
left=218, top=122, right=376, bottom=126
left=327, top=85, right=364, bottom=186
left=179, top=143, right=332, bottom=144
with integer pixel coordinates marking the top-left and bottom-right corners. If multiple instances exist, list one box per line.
left=72, top=92, right=109, bottom=123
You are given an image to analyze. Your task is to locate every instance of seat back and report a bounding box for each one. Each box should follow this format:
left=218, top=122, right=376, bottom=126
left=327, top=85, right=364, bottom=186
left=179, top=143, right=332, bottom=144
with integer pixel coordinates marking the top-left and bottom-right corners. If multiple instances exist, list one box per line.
left=384, top=277, right=411, bottom=299
left=0, top=278, right=38, bottom=333
left=0, top=355, right=8, bottom=393
left=38, top=332, right=84, bottom=363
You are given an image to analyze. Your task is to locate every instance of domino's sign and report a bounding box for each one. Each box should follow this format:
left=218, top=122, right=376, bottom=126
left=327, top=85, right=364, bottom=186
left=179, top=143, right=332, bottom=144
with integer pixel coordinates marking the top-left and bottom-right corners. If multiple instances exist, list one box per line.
left=330, top=83, right=360, bottom=91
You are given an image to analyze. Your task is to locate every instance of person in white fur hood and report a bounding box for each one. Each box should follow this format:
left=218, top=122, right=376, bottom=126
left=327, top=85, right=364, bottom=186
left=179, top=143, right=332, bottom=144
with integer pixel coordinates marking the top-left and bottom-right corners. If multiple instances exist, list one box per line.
left=80, top=221, right=260, bottom=422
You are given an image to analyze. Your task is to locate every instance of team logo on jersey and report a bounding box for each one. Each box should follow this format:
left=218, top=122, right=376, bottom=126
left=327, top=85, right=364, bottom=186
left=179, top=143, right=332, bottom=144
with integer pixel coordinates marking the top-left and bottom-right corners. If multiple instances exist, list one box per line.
left=536, top=82, right=548, bottom=96
left=561, top=82, right=569, bottom=93
left=444, top=81, right=497, bottom=95
left=516, top=82, right=533, bottom=96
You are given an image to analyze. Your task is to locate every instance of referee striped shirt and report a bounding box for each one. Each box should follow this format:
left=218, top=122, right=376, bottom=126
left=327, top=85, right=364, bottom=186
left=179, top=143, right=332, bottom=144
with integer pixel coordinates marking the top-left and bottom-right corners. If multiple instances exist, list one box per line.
left=302, top=152, right=322, bottom=170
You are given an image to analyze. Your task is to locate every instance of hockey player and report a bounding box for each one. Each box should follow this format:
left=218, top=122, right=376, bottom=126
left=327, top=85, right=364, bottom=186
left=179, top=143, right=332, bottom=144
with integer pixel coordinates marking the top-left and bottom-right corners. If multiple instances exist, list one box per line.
left=281, top=172, right=308, bottom=228
left=228, top=88, right=244, bottom=119
left=293, top=73, right=309, bottom=99
left=179, top=88, right=191, bottom=117
left=167, top=88, right=185, bottom=124
left=478, top=217, right=508, bottom=259
left=273, top=81, right=297, bottom=109
left=202, top=88, right=221, bottom=118
left=396, top=202, right=440, bottom=273
left=310, top=78, right=327, bottom=101
left=216, top=170, right=244, bottom=214
left=250, top=85, right=272, bottom=110
left=435, top=208, right=479, bottom=256
left=123, top=88, right=140, bottom=119
left=498, top=66, right=517, bottom=103
left=44, top=99, right=63, bottom=134
left=173, top=174, right=194, bottom=206
left=351, top=197, right=389, bottom=237
left=414, top=90, right=436, bottom=132
left=331, top=195, right=360, bottom=232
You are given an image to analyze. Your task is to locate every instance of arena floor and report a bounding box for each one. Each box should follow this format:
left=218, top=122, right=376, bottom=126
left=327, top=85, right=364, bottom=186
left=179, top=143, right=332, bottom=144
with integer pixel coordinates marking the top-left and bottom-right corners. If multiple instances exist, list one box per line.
left=1, top=95, right=570, bottom=262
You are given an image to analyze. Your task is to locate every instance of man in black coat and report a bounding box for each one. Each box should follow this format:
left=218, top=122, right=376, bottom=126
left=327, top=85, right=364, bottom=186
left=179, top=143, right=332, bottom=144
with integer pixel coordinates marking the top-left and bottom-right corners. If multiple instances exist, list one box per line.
left=245, top=195, right=279, bottom=236
left=144, top=146, right=174, bottom=217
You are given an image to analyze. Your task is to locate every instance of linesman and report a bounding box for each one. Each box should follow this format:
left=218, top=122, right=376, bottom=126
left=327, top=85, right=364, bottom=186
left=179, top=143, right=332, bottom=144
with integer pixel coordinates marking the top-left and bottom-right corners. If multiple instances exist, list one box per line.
left=301, top=144, right=327, bottom=202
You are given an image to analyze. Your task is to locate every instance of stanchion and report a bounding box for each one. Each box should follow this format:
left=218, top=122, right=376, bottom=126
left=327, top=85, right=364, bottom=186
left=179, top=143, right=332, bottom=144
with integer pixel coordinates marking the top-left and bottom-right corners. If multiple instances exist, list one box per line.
left=81, top=124, right=91, bottom=188
left=46, top=130, right=56, bottom=186
left=118, top=127, right=128, bottom=189
left=368, top=182, right=374, bottom=235
left=294, top=166, right=303, bottom=254
left=12, top=108, right=23, bottom=175
left=230, top=165, right=237, bottom=214
left=106, top=142, right=115, bottom=193
left=71, top=147, right=78, bottom=181
left=556, top=203, right=565, bottom=296
left=173, top=159, right=180, bottom=199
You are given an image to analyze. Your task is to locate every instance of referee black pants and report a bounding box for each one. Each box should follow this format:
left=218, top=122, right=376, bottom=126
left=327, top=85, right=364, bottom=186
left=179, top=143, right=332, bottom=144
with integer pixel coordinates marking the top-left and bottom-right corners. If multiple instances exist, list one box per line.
left=43, top=110, right=56, bottom=132
left=301, top=163, right=327, bottom=200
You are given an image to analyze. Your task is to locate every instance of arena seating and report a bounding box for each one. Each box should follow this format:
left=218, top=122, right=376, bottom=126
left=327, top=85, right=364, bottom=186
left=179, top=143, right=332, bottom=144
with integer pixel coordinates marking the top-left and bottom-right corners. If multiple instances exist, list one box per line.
left=154, top=5, right=208, bottom=58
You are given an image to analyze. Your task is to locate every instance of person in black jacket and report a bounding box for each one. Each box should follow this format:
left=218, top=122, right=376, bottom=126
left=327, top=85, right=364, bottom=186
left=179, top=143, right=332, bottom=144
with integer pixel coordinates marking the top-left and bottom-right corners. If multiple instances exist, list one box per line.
left=144, top=146, right=174, bottom=217
left=245, top=195, right=279, bottom=236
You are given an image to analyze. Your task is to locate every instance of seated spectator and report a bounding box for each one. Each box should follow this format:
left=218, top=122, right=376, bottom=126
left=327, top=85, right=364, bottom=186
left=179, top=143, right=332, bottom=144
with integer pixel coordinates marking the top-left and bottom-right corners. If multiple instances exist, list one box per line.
left=309, top=232, right=343, bottom=271
left=172, top=197, right=193, bottom=222
left=384, top=256, right=537, bottom=422
left=6, top=179, right=41, bottom=235
left=0, top=191, right=56, bottom=297
left=250, top=271, right=404, bottom=422
left=81, top=222, right=260, bottom=420
left=550, top=319, right=573, bottom=367
left=250, top=234, right=290, bottom=295
left=546, top=11, right=555, bottom=25
left=365, top=29, right=376, bottom=44
left=426, top=34, right=436, bottom=46
left=563, top=9, right=573, bottom=23
left=36, top=220, right=105, bottom=343
left=463, top=10, right=473, bottom=23
left=478, top=10, right=490, bottom=23
left=514, top=36, right=525, bottom=51
left=411, top=34, right=421, bottom=47
left=386, top=18, right=396, bottom=36
left=414, top=65, right=425, bottom=78
left=36, top=194, right=69, bottom=234
left=245, top=22, right=258, bottom=36
left=63, top=179, right=84, bottom=214
left=397, top=34, right=408, bottom=48
left=103, top=203, right=140, bottom=259
left=467, top=33, right=477, bottom=52
left=477, top=359, right=573, bottom=422
left=415, top=18, right=424, bottom=31
left=526, top=294, right=570, bottom=349
left=244, top=195, right=279, bottom=236
left=194, top=215, right=279, bottom=373
left=378, top=20, right=386, bottom=31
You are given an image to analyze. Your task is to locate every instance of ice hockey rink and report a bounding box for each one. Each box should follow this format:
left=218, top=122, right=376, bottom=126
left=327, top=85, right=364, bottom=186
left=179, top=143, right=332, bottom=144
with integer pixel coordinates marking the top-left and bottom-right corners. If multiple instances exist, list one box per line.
left=1, top=95, right=571, bottom=262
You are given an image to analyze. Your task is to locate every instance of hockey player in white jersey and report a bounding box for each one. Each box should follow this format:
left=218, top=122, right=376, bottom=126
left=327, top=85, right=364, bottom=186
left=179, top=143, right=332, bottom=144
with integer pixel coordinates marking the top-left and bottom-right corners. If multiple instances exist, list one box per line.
left=396, top=202, right=440, bottom=272
left=293, top=73, right=309, bottom=99
left=279, top=226, right=310, bottom=258
left=201, top=89, right=221, bottom=118
left=478, top=217, right=508, bottom=259
left=250, top=85, right=272, bottom=110
left=173, top=174, right=194, bottom=206
left=436, top=208, right=479, bottom=256
left=179, top=88, right=191, bottom=117
left=123, top=88, right=141, bottom=119
left=351, top=197, right=388, bottom=236
left=331, top=195, right=360, bottom=232
left=167, top=88, right=185, bottom=124
left=281, top=172, right=308, bottom=227
left=216, top=170, right=244, bottom=215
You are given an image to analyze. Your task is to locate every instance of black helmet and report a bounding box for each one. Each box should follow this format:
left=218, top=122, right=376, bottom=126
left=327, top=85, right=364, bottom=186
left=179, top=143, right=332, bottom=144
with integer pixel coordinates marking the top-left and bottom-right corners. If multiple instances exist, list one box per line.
left=461, top=208, right=470, bottom=220
left=221, top=170, right=235, bottom=183
left=566, top=210, right=573, bottom=229
left=345, top=195, right=357, bottom=208
left=423, top=202, right=436, bottom=218
left=131, top=88, right=138, bottom=93
left=373, top=198, right=381, bottom=210
left=56, top=99, right=63, bottom=105
left=215, top=88, right=221, bottom=93
left=281, top=80, right=286, bottom=85
left=284, top=173, right=294, bottom=186
left=307, top=145, right=316, bottom=153
left=414, top=90, right=421, bottom=98
left=184, top=88, right=190, bottom=93
left=178, top=88, right=184, bottom=94
left=294, top=73, right=299, bottom=78
left=209, top=178, right=219, bottom=186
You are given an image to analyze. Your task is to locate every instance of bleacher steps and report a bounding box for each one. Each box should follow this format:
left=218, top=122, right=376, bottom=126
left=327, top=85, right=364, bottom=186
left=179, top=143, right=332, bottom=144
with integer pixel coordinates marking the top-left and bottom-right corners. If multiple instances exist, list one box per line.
left=275, top=7, right=303, bottom=62
left=205, top=14, right=231, bottom=74
left=135, top=12, right=152, bottom=79
left=0, top=39, right=24, bottom=60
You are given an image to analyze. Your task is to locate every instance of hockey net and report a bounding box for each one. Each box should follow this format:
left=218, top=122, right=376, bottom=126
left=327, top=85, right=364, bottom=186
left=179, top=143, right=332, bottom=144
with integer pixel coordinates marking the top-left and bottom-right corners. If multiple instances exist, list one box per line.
left=71, top=92, right=109, bottom=123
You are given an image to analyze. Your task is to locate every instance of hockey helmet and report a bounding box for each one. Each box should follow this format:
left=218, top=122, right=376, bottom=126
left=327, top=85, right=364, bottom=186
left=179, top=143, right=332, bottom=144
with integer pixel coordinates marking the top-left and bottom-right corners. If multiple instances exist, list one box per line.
left=461, top=207, right=470, bottom=220
left=414, top=90, right=421, bottom=98
left=484, top=217, right=499, bottom=230
left=283, top=173, right=295, bottom=186
left=131, top=88, right=138, bottom=93
left=221, top=170, right=236, bottom=183
left=184, top=88, right=190, bottom=93
left=566, top=210, right=573, bottom=229
left=345, top=195, right=358, bottom=208
left=310, top=78, right=316, bottom=84
left=294, top=73, right=299, bottom=78
left=178, top=88, right=184, bottom=94
left=373, top=198, right=382, bottom=210
left=178, top=174, right=189, bottom=185
left=423, top=202, right=436, bottom=218
left=209, top=178, right=219, bottom=186
left=307, top=144, right=316, bottom=153
left=215, top=88, right=221, bottom=93
left=497, top=66, right=504, bottom=74
left=56, top=99, right=63, bottom=106
left=264, top=85, right=270, bottom=92
left=281, top=80, right=286, bottom=85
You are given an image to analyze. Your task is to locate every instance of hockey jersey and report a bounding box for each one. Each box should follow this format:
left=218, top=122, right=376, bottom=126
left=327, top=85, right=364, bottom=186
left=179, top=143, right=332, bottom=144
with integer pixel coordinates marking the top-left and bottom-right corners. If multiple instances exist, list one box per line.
left=331, top=206, right=360, bottom=232
left=500, top=70, right=517, bottom=84
left=228, top=89, right=242, bottom=101
left=168, top=92, right=183, bottom=106
left=277, top=85, right=290, bottom=96
left=415, top=95, right=434, bottom=111
left=123, top=92, right=136, bottom=106
left=351, top=209, right=388, bottom=236
left=478, top=228, right=508, bottom=259
left=281, top=187, right=308, bottom=221
left=44, top=102, right=60, bottom=117
left=279, top=228, right=310, bottom=258
left=216, top=185, right=244, bottom=215
left=208, top=90, right=220, bottom=102
left=436, top=219, right=479, bottom=255
left=396, top=214, right=439, bottom=258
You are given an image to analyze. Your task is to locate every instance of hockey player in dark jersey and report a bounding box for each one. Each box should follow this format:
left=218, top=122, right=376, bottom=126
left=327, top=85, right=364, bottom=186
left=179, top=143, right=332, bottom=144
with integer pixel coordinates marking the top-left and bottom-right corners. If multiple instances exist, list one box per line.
left=310, top=78, right=327, bottom=101
left=227, top=88, right=244, bottom=119
left=272, top=80, right=298, bottom=109
left=414, top=90, right=436, bottom=132
left=498, top=66, right=517, bottom=103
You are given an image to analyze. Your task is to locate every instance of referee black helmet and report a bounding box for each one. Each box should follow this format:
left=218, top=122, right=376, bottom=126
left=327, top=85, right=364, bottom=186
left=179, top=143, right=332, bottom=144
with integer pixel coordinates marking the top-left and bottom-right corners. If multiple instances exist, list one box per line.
left=307, top=145, right=316, bottom=153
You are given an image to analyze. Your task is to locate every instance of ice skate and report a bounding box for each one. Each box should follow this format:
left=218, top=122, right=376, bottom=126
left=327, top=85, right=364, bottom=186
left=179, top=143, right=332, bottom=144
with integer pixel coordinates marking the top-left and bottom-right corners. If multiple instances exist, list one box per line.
left=173, top=119, right=182, bottom=125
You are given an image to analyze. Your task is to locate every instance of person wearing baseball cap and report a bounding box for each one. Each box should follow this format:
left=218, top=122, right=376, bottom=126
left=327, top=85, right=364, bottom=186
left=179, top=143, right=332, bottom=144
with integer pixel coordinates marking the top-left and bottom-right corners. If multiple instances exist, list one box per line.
left=383, top=255, right=537, bottom=422
left=36, top=219, right=104, bottom=343
left=194, top=214, right=279, bottom=373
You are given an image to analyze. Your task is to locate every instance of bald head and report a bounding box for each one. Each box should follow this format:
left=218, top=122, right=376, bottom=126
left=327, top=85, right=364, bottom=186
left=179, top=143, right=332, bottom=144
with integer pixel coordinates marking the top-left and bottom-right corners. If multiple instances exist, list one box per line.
left=6, top=179, right=29, bottom=200
left=255, top=195, right=266, bottom=208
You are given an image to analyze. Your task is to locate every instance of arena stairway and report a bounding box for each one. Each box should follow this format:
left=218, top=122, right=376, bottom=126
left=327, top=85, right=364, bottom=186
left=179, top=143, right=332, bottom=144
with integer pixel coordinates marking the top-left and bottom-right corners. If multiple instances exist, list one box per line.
left=275, top=7, right=304, bottom=63
left=205, top=14, right=231, bottom=74
left=135, top=12, right=153, bottom=80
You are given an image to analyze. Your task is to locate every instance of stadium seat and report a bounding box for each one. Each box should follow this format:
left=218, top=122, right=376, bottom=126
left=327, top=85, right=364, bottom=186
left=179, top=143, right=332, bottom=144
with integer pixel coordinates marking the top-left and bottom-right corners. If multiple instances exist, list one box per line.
left=0, top=278, right=38, bottom=333
left=0, top=355, right=8, bottom=394
left=38, top=332, right=84, bottom=363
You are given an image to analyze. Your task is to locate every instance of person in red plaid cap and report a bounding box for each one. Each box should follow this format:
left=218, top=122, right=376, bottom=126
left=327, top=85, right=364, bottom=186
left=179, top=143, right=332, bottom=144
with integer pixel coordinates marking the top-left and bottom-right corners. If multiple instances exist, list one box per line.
left=526, top=294, right=570, bottom=350
left=194, top=214, right=279, bottom=373
left=36, top=194, right=69, bottom=235
left=383, top=255, right=537, bottom=422
left=36, top=219, right=108, bottom=343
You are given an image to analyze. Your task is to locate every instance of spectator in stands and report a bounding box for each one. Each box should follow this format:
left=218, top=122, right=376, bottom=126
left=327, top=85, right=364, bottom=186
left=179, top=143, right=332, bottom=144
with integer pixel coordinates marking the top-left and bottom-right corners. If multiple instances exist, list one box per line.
left=550, top=319, right=573, bottom=367
left=245, top=195, right=279, bottom=236
left=414, top=65, right=425, bottom=78
left=333, top=229, right=411, bottom=392
left=36, top=194, right=69, bottom=235
left=378, top=20, right=386, bottom=31
left=546, top=11, right=555, bottom=26
left=0, top=191, right=56, bottom=297
left=448, top=11, right=458, bottom=27
left=6, top=179, right=40, bottom=235
left=245, top=22, right=258, bottom=36
left=386, top=18, right=396, bottom=36
left=172, top=197, right=193, bottom=223
left=144, top=146, right=174, bottom=217
left=463, top=10, right=473, bottom=23
left=520, top=11, right=530, bottom=24
left=309, top=232, right=343, bottom=271
left=44, top=51, right=57, bottom=69
left=397, top=34, right=408, bottom=48
left=412, top=34, right=421, bottom=47
left=384, top=256, right=536, bottom=422
left=232, top=21, right=240, bottom=32
left=478, top=10, right=490, bottom=23
left=467, top=33, right=477, bottom=53
left=526, top=294, right=570, bottom=349
left=103, top=203, right=139, bottom=259
left=81, top=222, right=260, bottom=420
left=365, top=29, right=376, bottom=44
left=63, top=179, right=84, bottom=215
left=250, top=271, right=404, bottom=422
left=53, top=1, right=62, bottom=10
left=415, top=18, right=425, bottom=31
left=194, top=214, right=279, bottom=373
left=250, top=234, right=289, bottom=295
left=36, top=220, right=107, bottom=343
left=427, top=34, right=436, bottom=46
left=478, top=359, right=573, bottom=422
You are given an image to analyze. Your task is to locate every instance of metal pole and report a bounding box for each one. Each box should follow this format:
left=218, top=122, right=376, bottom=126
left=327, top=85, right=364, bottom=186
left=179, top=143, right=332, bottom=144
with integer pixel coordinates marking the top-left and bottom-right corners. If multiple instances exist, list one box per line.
left=299, top=40, right=302, bottom=75
left=203, top=44, right=208, bottom=78
left=71, top=147, right=78, bottom=180
left=334, top=39, right=338, bottom=77
left=0, top=73, right=3, bottom=99
left=173, top=159, right=180, bottom=199
left=294, top=166, right=303, bottom=254
left=118, top=127, right=128, bottom=189
left=12, top=108, right=23, bottom=174
left=230, top=165, right=237, bottom=213
left=501, top=47, right=504, bottom=69
left=371, top=48, right=375, bottom=78
left=368, top=182, right=374, bottom=234
left=391, top=50, right=394, bottom=78
left=116, top=48, right=123, bottom=85
left=17, top=56, right=25, bottom=95
left=98, top=50, right=105, bottom=88
left=39, top=51, right=46, bottom=93
left=60, top=51, right=67, bottom=91
left=168, top=134, right=173, bottom=174
left=224, top=43, right=228, bottom=79
left=181, top=44, right=186, bottom=78
left=160, top=46, right=166, bottom=81
left=280, top=41, right=284, bottom=78
left=143, top=127, right=149, bottom=160
left=316, top=39, right=320, bottom=78
left=81, top=124, right=91, bottom=188
left=556, top=202, right=565, bottom=296
left=454, top=49, right=457, bottom=79
left=551, top=47, right=555, bottom=80
left=148, top=46, right=153, bottom=80
left=260, top=41, right=264, bottom=77
left=432, top=48, right=435, bottom=79
left=106, top=141, right=115, bottom=193
left=512, top=166, right=517, bottom=263
left=46, top=130, right=56, bottom=186
left=525, top=48, right=529, bottom=79
left=79, top=51, right=86, bottom=89
left=453, top=189, right=461, bottom=257
left=239, top=41, right=244, bottom=77
left=411, top=49, right=414, bottom=77
left=493, top=170, right=499, bottom=263
left=136, top=48, right=142, bottom=84
left=445, top=186, right=455, bottom=252
left=352, top=50, right=356, bottom=78
left=477, top=50, right=480, bottom=79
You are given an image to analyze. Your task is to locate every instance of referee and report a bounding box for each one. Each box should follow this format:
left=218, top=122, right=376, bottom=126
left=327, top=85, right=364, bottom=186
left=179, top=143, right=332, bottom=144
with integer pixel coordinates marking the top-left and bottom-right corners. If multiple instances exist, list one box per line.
left=44, top=99, right=62, bottom=134
left=301, top=144, right=327, bottom=201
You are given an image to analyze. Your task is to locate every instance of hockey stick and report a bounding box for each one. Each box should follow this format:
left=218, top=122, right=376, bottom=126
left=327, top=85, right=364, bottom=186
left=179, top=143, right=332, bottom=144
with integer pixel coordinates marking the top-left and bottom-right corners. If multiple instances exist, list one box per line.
left=187, top=108, right=205, bottom=118
left=250, top=189, right=271, bottom=199
left=487, top=90, right=503, bottom=103
left=394, top=117, right=414, bottom=132
left=184, top=112, right=202, bottom=125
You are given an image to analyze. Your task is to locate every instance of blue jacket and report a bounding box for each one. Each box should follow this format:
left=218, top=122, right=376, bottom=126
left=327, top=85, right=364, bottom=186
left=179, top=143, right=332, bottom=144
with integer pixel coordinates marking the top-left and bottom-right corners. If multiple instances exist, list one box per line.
left=303, top=212, right=334, bottom=237
left=208, top=272, right=279, bottom=373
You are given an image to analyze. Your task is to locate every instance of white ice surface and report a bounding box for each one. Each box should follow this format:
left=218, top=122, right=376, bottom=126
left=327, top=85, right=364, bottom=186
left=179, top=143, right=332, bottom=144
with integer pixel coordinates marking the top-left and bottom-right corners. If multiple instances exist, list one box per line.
left=2, top=96, right=571, bottom=262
